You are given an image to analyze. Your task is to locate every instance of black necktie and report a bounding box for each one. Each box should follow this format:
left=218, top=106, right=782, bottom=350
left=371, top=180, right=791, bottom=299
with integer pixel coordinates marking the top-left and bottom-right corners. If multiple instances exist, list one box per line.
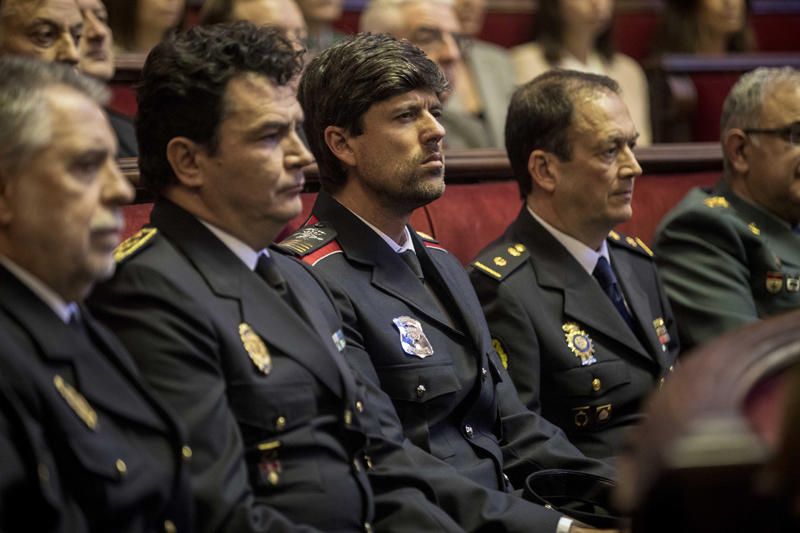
left=255, top=253, right=310, bottom=322
left=400, top=250, right=425, bottom=283
left=255, top=253, right=288, bottom=296
left=593, top=256, right=635, bottom=329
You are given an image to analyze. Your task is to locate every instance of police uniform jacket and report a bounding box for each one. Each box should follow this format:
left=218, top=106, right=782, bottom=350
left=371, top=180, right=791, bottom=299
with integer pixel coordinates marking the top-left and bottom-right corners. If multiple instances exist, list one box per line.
left=0, top=264, right=192, bottom=533
left=0, top=341, right=80, bottom=533
left=654, top=179, right=800, bottom=350
left=470, top=208, right=680, bottom=459
left=89, top=199, right=468, bottom=533
left=279, top=192, right=613, bottom=498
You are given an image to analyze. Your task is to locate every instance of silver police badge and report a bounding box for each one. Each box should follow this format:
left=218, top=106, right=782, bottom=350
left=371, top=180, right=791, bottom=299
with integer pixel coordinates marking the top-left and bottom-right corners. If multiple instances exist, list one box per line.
left=392, top=316, right=434, bottom=358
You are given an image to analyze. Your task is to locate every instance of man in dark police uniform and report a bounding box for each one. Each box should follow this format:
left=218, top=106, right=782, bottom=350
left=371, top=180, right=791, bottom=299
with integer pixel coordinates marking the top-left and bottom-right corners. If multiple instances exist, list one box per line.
left=469, top=70, right=679, bottom=460
left=279, top=33, right=615, bottom=533
left=654, top=67, right=800, bottom=351
left=87, top=22, right=483, bottom=533
left=0, top=56, right=192, bottom=532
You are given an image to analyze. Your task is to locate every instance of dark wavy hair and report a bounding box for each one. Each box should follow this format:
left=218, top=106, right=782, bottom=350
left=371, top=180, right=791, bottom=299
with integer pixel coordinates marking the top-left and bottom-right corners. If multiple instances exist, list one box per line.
left=105, top=0, right=188, bottom=52
left=533, top=0, right=615, bottom=65
left=298, top=32, right=448, bottom=192
left=505, top=69, right=619, bottom=198
left=136, top=21, right=304, bottom=195
left=653, top=0, right=755, bottom=54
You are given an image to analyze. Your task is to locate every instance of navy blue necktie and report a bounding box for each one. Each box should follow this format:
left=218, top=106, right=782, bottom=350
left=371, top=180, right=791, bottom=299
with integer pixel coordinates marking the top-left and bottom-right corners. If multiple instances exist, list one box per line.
left=593, top=256, right=635, bottom=329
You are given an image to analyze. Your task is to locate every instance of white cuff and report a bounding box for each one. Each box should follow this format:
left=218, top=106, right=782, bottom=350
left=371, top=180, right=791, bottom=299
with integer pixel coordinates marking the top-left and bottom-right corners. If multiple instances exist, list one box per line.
left=556, top=516, right=574, bottom=533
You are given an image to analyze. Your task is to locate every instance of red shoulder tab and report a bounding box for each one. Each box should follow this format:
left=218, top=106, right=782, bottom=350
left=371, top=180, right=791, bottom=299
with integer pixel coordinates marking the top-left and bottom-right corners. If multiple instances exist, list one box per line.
left=303, top=240, right=343, bottom=265
left=422, top=241, right=448, bottom=253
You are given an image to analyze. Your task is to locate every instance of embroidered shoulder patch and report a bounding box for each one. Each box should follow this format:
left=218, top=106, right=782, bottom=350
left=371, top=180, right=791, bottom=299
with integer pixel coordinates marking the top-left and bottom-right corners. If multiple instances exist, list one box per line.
left=471, top=243, right=529, bottom=281
left=114, top=227, right=157, bottom=263
left=276, top=223, right=337, bottom=257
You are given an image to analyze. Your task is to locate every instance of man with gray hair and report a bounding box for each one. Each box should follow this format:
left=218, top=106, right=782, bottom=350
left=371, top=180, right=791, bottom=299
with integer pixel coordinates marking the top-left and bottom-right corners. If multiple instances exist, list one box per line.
left=0, top=55, right=192, bottom=530
left=654, top=67, right=800, bottom=350
left=0, top=0, right=82, bottom=65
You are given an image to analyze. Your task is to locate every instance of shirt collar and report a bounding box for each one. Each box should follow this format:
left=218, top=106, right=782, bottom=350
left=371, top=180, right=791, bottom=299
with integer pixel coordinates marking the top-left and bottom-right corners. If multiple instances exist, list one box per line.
left=0, top=255, right=77, bottom=323
left=198, top=220, right=265, bottom=270
left=527, top=205, right=609, bottom=275
left=346, top=207, right=416, bottom=254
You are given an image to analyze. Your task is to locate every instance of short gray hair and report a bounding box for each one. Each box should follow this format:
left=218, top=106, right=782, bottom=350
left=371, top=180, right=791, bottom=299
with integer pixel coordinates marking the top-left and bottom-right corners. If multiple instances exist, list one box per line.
left=721, top=67, right=800, bottom=136
left=360, top=0, right=454, bottom=33
left=0, top=56, right=108, bottom=178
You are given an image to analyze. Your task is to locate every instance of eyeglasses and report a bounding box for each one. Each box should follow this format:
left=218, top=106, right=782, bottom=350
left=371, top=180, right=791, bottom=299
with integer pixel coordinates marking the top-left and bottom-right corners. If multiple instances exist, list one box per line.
left=743, top=122, right=800, bottom=146
left=409, top=27, right=471, bottom=54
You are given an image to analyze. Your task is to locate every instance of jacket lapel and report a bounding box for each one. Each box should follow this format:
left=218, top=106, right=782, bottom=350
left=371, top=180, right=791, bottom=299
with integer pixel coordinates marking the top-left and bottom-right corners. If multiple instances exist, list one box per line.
left=0, top=266, right=167, bottom=431
left=512, top=210, right=652, bottom=361
left=152, top=200, right=344, bottom=397
left=611, top=255, right=664, bottom=363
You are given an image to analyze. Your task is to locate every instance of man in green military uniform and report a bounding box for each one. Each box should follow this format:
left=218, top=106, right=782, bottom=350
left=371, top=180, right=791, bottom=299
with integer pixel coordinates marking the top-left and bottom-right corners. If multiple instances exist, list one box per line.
left=654, top=67, right=800, bottom=351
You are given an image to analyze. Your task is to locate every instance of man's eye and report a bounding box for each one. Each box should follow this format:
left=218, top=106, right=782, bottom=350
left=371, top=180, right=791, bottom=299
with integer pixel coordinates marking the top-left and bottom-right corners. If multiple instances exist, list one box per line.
left=29, top=27, right=57, bottom=47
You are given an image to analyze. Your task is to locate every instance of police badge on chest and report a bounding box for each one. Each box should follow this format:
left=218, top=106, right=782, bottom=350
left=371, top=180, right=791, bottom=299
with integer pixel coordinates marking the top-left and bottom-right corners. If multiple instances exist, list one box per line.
left=393, top=316, right=434, bottom=358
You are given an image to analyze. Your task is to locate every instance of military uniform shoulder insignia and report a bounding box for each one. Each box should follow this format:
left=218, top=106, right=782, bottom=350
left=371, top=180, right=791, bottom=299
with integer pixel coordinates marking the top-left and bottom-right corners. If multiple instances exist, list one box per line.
left=114, top=227, right=157, bottom=263
left=471, top=243, right=529, bottom=281
left=276, top=223, right=338, bottom=258
left=415, top=230, right=448, bottom=253
left=415, top=231, right=438, bottom=243
left=607, top=231, right=654, bottom=258
left=703, top=196, right=730, bottom=209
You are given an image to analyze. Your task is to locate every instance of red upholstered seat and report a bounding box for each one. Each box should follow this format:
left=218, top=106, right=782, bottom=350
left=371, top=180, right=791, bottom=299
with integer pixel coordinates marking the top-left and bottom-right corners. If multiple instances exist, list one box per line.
left=109, top=83, right=138, bottom=118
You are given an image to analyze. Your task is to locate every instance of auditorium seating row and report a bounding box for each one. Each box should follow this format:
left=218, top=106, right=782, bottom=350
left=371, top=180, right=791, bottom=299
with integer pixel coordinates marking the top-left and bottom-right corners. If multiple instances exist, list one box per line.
left=120, top=143, right=722, bottom=265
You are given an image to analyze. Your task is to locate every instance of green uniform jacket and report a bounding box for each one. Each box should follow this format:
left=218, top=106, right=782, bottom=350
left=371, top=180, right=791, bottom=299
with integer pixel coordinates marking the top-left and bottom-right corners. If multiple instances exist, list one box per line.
left=653, top=179, right=800, bottom=351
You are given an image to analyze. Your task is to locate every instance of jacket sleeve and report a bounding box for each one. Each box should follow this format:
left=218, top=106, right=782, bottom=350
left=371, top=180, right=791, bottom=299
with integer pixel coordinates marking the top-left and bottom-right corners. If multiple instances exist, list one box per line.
left=88, top=265, right=319, bottom=533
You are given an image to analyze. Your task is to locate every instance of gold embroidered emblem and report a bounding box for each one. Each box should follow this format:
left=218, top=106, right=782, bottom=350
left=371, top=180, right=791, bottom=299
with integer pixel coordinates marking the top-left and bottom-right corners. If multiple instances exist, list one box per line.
left=239, top=323, right=271, bottom=374
left=492, top=338, right=509, bottom=369
left=703, top=196, right=729, bottom=209
left=493, top=256, right=507, bottom=267
left=562, top=323, right=596, bottom=366
left=508, top=247, right=521, bottom=257
left=114, top=227, right=157, bottom=262
left=608, top=230, right=621, bottom=241
left=625, top=236, right=638, bottom=247
left=748, top=223, right=761, bottom=236
left=53, top=375, right=97, bottom=430
left=514, top=244, right=526, bottom=253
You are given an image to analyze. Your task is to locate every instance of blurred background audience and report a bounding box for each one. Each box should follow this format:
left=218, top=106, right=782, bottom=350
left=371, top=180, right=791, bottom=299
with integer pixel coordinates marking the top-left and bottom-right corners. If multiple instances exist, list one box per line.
left=296, top=0, right=344, bottom=56
left=78, top=0, right=138, bottom=156
left=199, top=0, right=308, bottom=47
left=448, top=0, right=515, bottom=148
left=106, top=0, right=186, bottom=54
left=653, top=0, right=755, bottom=56
left=511, top=0, right=652, bottom=145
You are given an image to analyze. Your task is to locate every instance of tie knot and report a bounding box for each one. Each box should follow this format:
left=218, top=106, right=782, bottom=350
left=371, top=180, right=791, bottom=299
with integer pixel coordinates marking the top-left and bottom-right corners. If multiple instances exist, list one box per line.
left=255, top=253, right=287, bottom=293
left=399, top=250, right=424, bottom=282
left=592, top=256, right=616, bottom=289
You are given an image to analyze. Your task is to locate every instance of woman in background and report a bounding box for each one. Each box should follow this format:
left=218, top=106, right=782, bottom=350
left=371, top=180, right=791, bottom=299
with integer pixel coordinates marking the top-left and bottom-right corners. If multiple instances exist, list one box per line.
left=105, top=0, right=187, bottom=54
left=653, top=0, right=754, bottom=55
left=511, top=0, right=651, bottom=144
